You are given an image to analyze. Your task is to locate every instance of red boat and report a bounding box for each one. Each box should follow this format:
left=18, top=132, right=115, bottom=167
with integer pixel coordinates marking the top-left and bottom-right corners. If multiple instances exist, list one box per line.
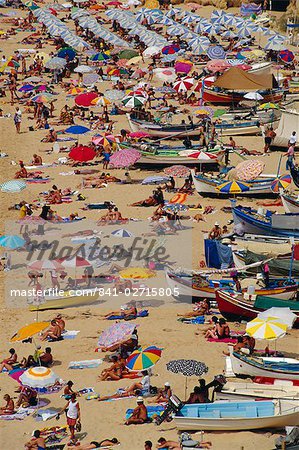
left=202, top=89, right=283, bottom=105
left=215, top=289, right=299, bottom=326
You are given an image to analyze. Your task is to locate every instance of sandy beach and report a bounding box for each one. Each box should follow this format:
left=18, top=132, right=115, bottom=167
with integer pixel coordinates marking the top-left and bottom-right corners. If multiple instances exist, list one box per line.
left=0, top=2, right=298, bottom=449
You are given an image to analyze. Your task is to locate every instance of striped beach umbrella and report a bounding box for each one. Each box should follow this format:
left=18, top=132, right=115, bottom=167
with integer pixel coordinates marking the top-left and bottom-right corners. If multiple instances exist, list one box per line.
left=56, top=256, right=91, bottom=268
left=187, top=151, right=218, bottom=160
left=28, top=260, right=65, bottom=271
left=246, top=317, right=287, bottom=340
left=20, top=366, right=59, bottom=389
left=271, top=174, right=292, bottom=193
left=163, top=203, right=189, bottom=214
left=1, top=180, right=26, bottom=193
left=279, top=49, right=294, bottom=63
left=207, top=45, right=226, bottom=60
left=111, top=229, right=134, bottom=238
left=216, top=180, right=250, bottom=194
left=126, top=346, right=162, bottom=372
left=259, top=102, right=279, bottom=110
left=31, top=93, right=54, bottom=103
left=91, top=52, right=110, bottom=61
left=0, top=235, right=25, bottom=250
left=173, top=76, right=194, bottom=92
left=122, top=93, right=146, bottom=108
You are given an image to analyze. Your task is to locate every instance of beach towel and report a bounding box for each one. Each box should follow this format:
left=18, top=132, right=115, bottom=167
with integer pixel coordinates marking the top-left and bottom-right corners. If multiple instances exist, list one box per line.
left=35, top=407, right=61, bottom=422
left=68, top=359, right=102, bottom=369
left=60, top=197, right=73, bottom=203
left=107, top=310, right=149, bottom=320
left=177, top=316, right=205, bottom=324
left=62, top=387, right=94, bottom=399
left=125, top=405, right=164, bottom=420
left=56, top=137, right=76, bottom=142
left=61, top=330, right=80, bottom=339
left=0, top=406, right=34, bottom=420
left=26, top=178, right=51, bottom=184
left=207, top=337, right=237, bottom=343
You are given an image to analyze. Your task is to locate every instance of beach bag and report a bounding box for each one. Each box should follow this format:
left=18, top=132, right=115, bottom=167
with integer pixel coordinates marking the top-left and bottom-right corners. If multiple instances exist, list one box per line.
left=75, top=420, right=82, bottom=432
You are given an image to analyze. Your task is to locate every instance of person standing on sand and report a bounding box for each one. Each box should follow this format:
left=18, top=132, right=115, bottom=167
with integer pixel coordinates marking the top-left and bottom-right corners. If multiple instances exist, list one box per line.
left=14, top=107, right=22, bottom=133
left=59, top=393, right=81, bottom=446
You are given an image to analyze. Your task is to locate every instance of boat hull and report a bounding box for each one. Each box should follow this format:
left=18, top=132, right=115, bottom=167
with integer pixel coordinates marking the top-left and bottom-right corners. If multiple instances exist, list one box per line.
left=29, top=291, right=99, bottom=310
left=135, top=156, right=219, bottom=170
left=126, top=114, right=202, bottom=138
left=281, top=193, right=299, bottom=214
left=202, top=89, right=283, bottom=106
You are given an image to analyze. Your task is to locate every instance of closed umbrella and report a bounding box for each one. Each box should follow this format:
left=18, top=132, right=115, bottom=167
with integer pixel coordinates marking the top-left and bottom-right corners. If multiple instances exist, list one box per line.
left=69, top=145, right=96, bottom=162
left=0, top=235, right=25, bottom=249
left=1, top=180, right=26, bottom=193
left=126, top=346, right=162, bottom=371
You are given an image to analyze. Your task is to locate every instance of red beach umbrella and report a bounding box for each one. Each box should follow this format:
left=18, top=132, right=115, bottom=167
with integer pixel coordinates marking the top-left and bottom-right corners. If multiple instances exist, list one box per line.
left=69, top=145, right=96, bottom=162
left=75, top=92, right=99, bottom=107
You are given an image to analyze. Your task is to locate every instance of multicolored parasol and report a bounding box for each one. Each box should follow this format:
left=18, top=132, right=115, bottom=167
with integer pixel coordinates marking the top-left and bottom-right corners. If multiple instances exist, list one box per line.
left=98, top=322, right=137, bottom=348
left=20, top=366, right=59, bottom=389
left=235, top=159, right=265, bottom=181
left=126, top=346, right=162, bottom=371
left=163, top=203, right=189, bottom=214
left=271, top=174, right=292, bottom=193
left=164, top=165, right=190, bottom=178
left=173, top=76, right=194, bottom=92
left=216, top=180, right=250, bottom=194
left=109, top=149, right=141, bottom=168
left=246, top=317, right=287, bottom=340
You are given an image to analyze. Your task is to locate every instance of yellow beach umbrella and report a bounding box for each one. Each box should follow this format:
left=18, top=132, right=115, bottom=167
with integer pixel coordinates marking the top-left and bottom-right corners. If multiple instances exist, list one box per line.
left=90, top=96, right=111, bottom=106
left=126, top=56, right=142, bottom=66
left=119, top=267, right=156, bottom=279
left=245, top=317, right=287, bottom=341
left=11, top=322, right=50, bottom=342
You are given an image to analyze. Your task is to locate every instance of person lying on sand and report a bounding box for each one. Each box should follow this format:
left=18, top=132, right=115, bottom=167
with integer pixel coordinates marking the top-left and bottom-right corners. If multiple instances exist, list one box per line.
left=74, top=438, right=119, bottom=449
left=0, top=348, right=18, bottom=372
left=121, top=370, right=150, bottom=396
left=25, top=430, right=46, bottom=450
left=125, top=397, right=148, bottom=425
left=130, top=190, right=160, bottom=207
left=102, top=304, right=137, bottom=320
left=0, top=394, right=15, bottom=415
left=177, top=299, right=210, bottom=318
left=40, top=320, right=61, bottom=341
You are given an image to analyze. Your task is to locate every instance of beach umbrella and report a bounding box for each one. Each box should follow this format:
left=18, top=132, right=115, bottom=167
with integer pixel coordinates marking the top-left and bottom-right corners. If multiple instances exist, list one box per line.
left=109, top=148, right=141, bottom=168
left=28, top=260, right=65, bottom=271
left=162, top=203, right=189, bottom=214
left=156, top=86, right=176, bottom=94
left=258, top=308, right=297, bottom=329
left=91, top=96, right=111, bottom=107
left=162, top=44, right=180, bottom=55
left=119, top=267, right=155, bottom=279
left=105, top=89, right=126, bottom=101
left=271, top=174, right=292, bottom=193
left=279, top=49, right=294, bottom=63
left=18, top=84, right=35, bottom=92
left=57, top=47, right=76, bottom=61
left=74, top=65, right=93, bottom=73
left=0, top=235, right=25, bottom=249
left=216, top=180, right=250, bottom=194
left=173, top=77, right=194, bottom=92
left=20, top=366, right=59, bottom=389
left=164, top=165, right=190, bottom=178
left=206, top=59, right=230, bottom=72
left=246, top=317, right=287, bottom=340
left=111, top=229, right=134, bottom=238
left=65, top=125, right=90, bottom=135
left=75, top=92, right=98, bottom=107
left=244, top=92, right=263, bottom=101
left=143, top=46, right=162, bottom=58
left=98, top=322, right=137, bottom=348
left=154, top=68, right=176, bottom=82
left=90, top=52, right=110, bottom=61
left=259, top=102, right=279, bottom=110
left=69, top=145, right=96, bottom=162
left=168, top=193, right=188, bottom=204
left=213, top=109, right=226, bottom=118
left=82, top=73, right=99, bottom=86
left=187, top=151, right=218, bottom=160
left=118, top=49, right=139, bottom=60
left=194, top=107, right=214, bottom=118
left=166, top=359, right=208, bottom=399
left=264, top=40, right=286, bottom=51
left=235, top=159, right=265, bottom=182
left=67, top=87, right=85, bottom=95
left=174, top=60, right=193, bottom=74
left=1, top=180, right=26, bottom=193
left=11, top=322, right=50, bottom=342
left=92, top=134, right=113, bottom=147
left=126, top=346, right=162, bottom=372
left=31, top=93, right=54, bottom=103
left=207, top=45, right=226, bottom=60
left=142, top=175, right=170, bottom=185
left=56, top=256, right=91, bottom=267
left=122, top=94, right=146, bottom=108
left=45, top=57, right=67, bottom=70
left=24, top=76, right=44, bottom=83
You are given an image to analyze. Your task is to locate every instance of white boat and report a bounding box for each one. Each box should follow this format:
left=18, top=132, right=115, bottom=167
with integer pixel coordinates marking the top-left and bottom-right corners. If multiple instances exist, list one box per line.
left=281, top=192, right=299, bottom=214
left=230, top=351, right=299, bottom=380
left=192, top=171, right=276, bottom=197
left=173, top=399, right=299, bottom=431
left=248, top=62, right=273, bottom=74
left=216, top=381, right=299, bottom=401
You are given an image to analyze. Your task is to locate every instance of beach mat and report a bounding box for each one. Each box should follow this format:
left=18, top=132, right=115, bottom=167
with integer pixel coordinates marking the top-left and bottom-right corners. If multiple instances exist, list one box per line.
left=178, top=316, right=205, bottom=324
left=68, top=359, right=102, bottom=369
left=26, top=178, right=51, bottom=183
left=61, top=330, right=80, bottom=339
left=207, top=337, right=237, bottom=343
left=0, top=407, right=34, bottom=420
left=107, top=310, right=149, bottom=320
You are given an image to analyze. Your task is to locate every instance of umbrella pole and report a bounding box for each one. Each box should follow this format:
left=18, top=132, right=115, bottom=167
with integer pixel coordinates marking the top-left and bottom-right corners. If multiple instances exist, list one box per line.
left=185, top=377, right=187, bottom=401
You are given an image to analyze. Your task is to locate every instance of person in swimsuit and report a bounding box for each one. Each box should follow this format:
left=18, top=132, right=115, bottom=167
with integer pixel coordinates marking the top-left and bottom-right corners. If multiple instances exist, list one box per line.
left=125, top=397, right=148, bottom=425
left=25, top=430, right=46, bottom=450
left=0, top=348, right=18, bottom=372
left=74, top=438, right=119, bottom=449
left=0, top=394, right=15, bottom=415
left=99, top=355, right=123, bottom=381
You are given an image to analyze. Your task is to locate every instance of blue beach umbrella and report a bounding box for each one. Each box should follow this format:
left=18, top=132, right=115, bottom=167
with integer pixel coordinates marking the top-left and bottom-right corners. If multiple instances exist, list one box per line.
left=57, top=47, right=76, bottom=61
left=207, top=45, right=226, bottom=60
left=0, top=235, right=25, bottom=249
left=18, top=84, right=35, bottom=92
left=65, top=125, right=90, bottom=134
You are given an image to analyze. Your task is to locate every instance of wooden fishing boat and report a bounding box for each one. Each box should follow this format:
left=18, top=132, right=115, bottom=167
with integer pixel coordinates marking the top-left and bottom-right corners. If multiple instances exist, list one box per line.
left=192, top=171, right=276, bottom=197
left=215, top=289, right=299, bottom=325
left=134, top=154, right=219, bottom=170
left=214, top=120, right=263, bottom=136
left=29, top=289, right=99, bottom=311
left=230, top=352, right=299, bottom=381
left=216, top=381, right=299, bottom=401
left=173, top=399, right=299, bottom=430
left=232, top=206, right=299, bottom=237
left=166, top=271, right=298, bottom=300
left=126, top=114, right=202, bottom=138
left=202, top=88, right=283, bottom=105
left=281, top=192, right=299, bottom=214
left=248, top=62, right=273, bottom=74
left=291, top=166, right=299, bottom=189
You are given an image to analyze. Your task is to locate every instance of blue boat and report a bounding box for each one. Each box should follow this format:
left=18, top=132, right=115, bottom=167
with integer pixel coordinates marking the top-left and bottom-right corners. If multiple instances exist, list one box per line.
left=173, top=399, right=299, bottom=431
left=233, top=206, right=299, bottom=237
